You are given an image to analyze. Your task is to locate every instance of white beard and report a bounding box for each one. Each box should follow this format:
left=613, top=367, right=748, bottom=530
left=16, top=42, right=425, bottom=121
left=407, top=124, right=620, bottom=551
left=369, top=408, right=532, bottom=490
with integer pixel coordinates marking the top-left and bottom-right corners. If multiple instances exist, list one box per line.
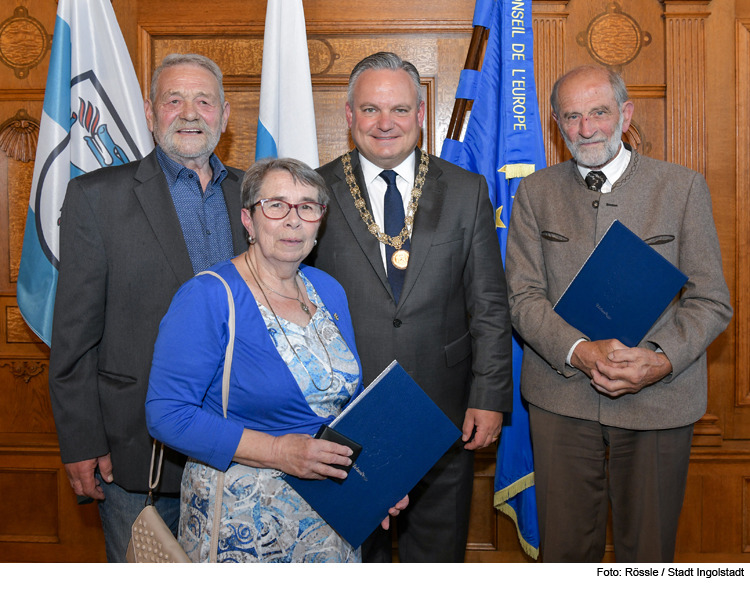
left=562, top=111, right=624, bottom=169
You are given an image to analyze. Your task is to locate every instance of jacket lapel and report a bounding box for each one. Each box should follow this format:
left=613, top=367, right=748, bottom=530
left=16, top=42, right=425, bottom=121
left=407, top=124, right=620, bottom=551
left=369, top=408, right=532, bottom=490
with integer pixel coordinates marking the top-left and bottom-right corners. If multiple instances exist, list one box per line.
left=133, top=151, right=195, bottom=285
left=397, top=152, right=444, bottom=309
left=221, top=168, right=247, bottom=255
left=331, top=151, right=393, bottom=298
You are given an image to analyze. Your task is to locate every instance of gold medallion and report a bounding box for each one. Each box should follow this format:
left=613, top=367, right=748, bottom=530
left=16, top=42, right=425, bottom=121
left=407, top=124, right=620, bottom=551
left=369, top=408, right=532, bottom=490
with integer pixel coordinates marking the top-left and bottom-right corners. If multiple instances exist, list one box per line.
left=391, top=249, right=409, bottom=270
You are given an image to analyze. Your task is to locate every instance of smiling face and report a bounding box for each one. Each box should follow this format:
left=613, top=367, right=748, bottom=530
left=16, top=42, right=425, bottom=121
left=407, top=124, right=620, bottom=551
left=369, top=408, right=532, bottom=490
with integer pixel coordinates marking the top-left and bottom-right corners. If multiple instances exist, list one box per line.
left=345, top=68, right=425, bottom=169
left=553, top=69, right=634, bottom=169
left=242, top=170, right=322, bottom=270
left=145, top=63, right=230, bottom=167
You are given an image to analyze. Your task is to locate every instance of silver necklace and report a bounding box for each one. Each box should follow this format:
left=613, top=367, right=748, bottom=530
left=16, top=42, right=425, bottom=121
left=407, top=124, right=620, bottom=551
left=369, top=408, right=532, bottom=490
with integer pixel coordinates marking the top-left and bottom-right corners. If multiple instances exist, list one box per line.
left=244, top=253, right=334, bottom=392
left=245, top=252, right=310, bottom=315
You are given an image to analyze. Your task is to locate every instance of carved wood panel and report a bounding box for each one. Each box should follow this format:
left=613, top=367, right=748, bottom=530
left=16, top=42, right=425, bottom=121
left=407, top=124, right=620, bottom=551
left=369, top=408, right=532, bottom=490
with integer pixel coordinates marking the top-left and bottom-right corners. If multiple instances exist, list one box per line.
left=140, top=24, right=466, bottom=170
left=663, top=2, right=709, bottom=175
left=532, top=5, right=567, bottom=166
left=0, top=0, right=745, bottom=563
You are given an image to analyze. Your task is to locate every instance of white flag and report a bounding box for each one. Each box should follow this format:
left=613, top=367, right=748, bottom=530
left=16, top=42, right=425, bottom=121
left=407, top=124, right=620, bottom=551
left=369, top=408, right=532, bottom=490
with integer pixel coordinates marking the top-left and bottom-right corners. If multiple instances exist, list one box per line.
left=17, top=0, right=154, bottom=345
left=255, top=0, right=319, bottom=167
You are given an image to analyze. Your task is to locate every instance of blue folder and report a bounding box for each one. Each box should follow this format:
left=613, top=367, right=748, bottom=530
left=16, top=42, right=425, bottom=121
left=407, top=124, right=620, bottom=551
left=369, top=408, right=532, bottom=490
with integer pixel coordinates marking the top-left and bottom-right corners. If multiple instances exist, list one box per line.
left=285, top=360, right=461, bottom=549
left=553, top=220, right=688, bottom=347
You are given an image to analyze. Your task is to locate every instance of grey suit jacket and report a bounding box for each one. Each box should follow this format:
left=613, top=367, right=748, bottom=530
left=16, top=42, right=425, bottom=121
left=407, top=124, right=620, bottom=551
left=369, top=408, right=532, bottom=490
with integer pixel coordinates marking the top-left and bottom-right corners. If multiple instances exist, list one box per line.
left=48, top=150, right=246, bottom=493
left=506, top=148, right=732, bottom=430
left=311, top=150, right=513, bottom=427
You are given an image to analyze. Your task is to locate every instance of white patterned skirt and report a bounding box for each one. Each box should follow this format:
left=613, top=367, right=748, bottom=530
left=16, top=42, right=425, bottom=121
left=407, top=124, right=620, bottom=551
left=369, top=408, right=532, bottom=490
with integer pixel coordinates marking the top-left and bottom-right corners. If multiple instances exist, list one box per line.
left=178, top=459, right=360, bottom=563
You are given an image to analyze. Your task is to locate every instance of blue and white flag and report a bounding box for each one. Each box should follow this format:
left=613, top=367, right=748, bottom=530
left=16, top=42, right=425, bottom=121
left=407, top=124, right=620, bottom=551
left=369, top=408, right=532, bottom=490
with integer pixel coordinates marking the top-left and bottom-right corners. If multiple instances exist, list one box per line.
left=17, top=0, right=153, bottom=346
left=256, top=0, right=319, bottom=167
left=441, top=0, right=545, bottom=560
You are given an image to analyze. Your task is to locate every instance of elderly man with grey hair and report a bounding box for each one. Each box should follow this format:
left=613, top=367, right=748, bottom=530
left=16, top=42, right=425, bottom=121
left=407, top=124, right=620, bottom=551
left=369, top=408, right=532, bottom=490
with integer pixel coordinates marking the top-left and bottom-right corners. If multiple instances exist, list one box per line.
left=311, top=52, right=514, bottom=562
left=48, top=53, right=246, bottom=562
left=506, top=65, right=732, bottom=562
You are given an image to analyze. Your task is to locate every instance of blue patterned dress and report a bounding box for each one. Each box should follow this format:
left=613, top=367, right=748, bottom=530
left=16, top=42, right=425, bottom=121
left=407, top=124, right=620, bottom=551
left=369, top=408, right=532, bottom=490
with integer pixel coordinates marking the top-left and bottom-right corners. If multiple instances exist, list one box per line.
left=178, top=272, right=361, bottom=562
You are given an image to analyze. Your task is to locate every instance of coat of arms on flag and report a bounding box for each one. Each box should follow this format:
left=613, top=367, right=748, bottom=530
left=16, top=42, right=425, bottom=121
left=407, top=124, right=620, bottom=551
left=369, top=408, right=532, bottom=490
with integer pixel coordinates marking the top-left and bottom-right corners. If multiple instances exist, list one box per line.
left=17, top=0, right=154, bottom=345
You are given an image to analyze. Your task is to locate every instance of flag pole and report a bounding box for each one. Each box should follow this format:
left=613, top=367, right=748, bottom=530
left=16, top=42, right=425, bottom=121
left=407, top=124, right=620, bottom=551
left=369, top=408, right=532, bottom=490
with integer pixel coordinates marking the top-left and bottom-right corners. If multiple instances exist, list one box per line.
left=445, top=25, right=488, bottom=142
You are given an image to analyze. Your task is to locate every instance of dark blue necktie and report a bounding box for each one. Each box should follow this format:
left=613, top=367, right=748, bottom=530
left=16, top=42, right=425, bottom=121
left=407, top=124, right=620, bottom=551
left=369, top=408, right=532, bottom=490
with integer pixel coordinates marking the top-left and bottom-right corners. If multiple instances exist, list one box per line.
left=585, top=170, right=607, bottom=192
left=380, top=170, right=409, bottom=303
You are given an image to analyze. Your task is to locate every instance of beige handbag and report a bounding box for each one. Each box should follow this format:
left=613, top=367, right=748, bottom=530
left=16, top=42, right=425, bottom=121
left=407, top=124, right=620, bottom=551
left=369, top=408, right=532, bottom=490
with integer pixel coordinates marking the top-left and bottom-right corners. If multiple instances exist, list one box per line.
left=126, top=270, right=236, bottom=563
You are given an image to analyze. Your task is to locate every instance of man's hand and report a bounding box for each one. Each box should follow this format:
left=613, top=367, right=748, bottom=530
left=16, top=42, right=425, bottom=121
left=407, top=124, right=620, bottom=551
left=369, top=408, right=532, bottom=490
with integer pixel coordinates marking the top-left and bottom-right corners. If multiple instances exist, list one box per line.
left=64, top=453, right=113, bottom=500
left=570, top=339, right=628, bottom=377
left=591, top=348, right=673, bottom=397
left=380, top=495, right=409, bottom=530
left=462, top=409, right=503, bottom=450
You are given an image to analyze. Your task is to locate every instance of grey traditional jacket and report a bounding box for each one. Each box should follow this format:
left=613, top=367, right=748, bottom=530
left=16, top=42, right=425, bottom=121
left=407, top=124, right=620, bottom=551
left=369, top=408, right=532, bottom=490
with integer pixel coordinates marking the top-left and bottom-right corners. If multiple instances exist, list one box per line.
left=506, top=147, right=732, bottom=430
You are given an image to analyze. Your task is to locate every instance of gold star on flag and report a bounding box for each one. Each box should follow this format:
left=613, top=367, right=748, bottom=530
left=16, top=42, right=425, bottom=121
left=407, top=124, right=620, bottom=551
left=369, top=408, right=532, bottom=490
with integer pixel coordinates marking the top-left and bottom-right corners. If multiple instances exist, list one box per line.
left=496, top=206, right=506, bottom=229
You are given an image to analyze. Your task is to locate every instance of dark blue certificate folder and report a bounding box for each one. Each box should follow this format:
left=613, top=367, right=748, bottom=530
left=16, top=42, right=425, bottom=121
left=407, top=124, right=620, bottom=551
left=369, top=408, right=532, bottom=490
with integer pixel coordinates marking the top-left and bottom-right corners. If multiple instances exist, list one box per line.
left=285, top=361, right=461, bottom=549
left=553, top=220, right=688, bottom=347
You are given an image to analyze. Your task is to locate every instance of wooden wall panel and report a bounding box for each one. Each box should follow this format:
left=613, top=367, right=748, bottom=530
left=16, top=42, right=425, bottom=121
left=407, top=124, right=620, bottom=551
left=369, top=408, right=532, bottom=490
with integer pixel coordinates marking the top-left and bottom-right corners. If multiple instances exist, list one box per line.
left=0, top=451, right=106, bottom=562
left=0, top=0, right=746, bottom=563
left=139, top=24, right=466, bottom=171
left=0, top=356, right=52, bottom=436
left=663, top=1, right=710, bottom=174
left=736, top=20, right=750, bottom=415
left=533, top=3, right=568, bottom=165
left=0, top=468, right=58, bottom=543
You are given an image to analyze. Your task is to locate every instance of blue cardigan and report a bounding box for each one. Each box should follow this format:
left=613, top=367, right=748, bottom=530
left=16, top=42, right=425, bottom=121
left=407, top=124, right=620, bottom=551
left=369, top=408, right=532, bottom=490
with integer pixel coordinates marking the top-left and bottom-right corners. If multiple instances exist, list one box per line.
left=145, top=260, right=363, bottom=471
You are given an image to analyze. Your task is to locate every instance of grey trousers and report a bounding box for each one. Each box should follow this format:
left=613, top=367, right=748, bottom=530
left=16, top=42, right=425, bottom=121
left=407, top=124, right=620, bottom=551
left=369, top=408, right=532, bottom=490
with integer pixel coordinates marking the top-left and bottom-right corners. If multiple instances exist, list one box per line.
left=529, top=403, right=693, bottom=563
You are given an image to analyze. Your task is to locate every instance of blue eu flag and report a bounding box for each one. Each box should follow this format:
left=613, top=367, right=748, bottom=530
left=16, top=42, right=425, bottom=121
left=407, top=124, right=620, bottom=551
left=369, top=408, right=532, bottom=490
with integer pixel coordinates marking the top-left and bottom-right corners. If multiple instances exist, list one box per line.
left=441, top=0, right=545, bottom=559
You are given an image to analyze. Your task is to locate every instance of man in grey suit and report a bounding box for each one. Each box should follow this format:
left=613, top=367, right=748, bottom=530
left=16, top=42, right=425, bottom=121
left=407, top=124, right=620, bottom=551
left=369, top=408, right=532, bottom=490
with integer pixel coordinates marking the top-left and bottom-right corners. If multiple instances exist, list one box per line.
left=48, top=54, right=246, bottom=562
left=312, top=52, right=513, bottom=562
left=506, top=65, right=732, bottom=562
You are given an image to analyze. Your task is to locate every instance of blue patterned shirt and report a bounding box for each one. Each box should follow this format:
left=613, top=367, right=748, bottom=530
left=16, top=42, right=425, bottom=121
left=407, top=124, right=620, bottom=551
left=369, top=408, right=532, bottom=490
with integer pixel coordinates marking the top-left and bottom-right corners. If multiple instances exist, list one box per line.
left=156, top=146, right=234, bottom=274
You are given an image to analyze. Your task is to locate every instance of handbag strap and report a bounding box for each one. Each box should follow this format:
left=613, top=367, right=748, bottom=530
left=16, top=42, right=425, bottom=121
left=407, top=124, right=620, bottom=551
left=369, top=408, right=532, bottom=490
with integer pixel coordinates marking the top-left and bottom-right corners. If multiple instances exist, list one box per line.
left=146, top=269, right=236, bottom=562
left=197, top=270, right=235, bottom=563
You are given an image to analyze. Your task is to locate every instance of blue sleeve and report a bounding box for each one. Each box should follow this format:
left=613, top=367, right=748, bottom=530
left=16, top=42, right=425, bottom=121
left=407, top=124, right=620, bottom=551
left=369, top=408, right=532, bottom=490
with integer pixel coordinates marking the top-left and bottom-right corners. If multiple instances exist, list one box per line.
left=145, top=276, right=244, bottom=470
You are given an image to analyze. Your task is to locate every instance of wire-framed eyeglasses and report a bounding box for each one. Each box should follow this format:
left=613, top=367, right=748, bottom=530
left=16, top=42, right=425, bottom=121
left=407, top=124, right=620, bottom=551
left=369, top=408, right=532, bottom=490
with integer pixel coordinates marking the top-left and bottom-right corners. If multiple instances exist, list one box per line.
left=253, top=198, right=327, bottom=222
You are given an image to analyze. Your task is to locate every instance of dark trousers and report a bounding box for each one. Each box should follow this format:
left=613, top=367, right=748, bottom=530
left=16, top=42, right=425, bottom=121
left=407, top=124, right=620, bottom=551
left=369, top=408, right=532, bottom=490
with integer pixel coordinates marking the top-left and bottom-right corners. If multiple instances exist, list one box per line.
left=361, top=441, right=474, bottom=563
left=529, top=403, right=693, bottom=563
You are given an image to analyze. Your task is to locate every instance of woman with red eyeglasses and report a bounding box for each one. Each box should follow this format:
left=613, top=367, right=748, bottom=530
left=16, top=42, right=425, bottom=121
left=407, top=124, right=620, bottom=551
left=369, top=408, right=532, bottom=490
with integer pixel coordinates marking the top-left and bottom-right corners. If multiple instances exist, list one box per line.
left=146, top=157, right=406, bottom=562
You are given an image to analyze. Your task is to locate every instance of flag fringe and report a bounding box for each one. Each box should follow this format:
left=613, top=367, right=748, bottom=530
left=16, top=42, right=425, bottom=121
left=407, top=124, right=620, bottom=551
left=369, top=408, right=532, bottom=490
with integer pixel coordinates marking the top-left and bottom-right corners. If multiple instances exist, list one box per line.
left=495, top=500, right=540, bottom=560
left=493, top=470, right=534, bottom=504
left=499, top=163, right=536, bottom=178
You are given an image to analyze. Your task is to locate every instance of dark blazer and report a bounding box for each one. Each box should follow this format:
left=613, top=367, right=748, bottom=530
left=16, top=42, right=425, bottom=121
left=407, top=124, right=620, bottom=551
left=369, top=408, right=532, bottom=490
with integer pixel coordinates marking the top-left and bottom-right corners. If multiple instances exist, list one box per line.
left=48, top=149, right=246, bottom=493
left=312, top=150, right=513, bottom=426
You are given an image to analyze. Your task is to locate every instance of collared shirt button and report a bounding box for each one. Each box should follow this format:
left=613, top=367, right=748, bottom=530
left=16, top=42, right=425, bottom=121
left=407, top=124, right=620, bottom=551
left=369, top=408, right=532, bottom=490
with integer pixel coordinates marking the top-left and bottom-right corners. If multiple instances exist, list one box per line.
left=393, top=319, right=402, bottom=328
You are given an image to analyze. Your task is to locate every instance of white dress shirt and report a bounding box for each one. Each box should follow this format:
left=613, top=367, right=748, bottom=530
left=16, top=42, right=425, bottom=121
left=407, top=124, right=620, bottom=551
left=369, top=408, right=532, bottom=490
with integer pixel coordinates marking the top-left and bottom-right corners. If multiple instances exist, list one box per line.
left=358, top=152, right=416, bottom=272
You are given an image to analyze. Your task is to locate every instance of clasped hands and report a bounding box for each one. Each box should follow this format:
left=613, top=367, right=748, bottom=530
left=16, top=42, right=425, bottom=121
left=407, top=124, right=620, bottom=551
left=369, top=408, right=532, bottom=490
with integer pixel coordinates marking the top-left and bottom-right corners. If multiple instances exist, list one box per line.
left=570, top=339, right=673, bottom=397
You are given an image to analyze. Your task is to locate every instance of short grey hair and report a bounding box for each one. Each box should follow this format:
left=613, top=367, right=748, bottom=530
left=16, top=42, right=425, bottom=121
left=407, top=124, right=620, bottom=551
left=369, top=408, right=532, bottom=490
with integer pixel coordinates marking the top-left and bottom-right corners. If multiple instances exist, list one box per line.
left=347, top=52, right=422, bottom=108
left=550, top=65, right=629, bottom=117
left=242, top=157, right=331, bottom=211
left=150, top=54, right=225, bottom=104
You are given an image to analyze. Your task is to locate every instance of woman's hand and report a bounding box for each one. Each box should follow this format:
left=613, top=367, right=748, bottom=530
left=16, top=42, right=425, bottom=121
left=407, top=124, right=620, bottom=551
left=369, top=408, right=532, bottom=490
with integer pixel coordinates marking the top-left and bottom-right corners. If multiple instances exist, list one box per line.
left=380, top=495, right=409, bottom=530
left=271, top=433, right=353, bottom=480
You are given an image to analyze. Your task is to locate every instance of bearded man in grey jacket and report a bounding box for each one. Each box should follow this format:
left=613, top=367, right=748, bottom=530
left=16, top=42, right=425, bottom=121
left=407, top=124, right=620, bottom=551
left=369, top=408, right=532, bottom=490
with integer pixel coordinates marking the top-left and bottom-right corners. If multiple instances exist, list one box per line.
left=506, top=65, right=732, bottom=562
